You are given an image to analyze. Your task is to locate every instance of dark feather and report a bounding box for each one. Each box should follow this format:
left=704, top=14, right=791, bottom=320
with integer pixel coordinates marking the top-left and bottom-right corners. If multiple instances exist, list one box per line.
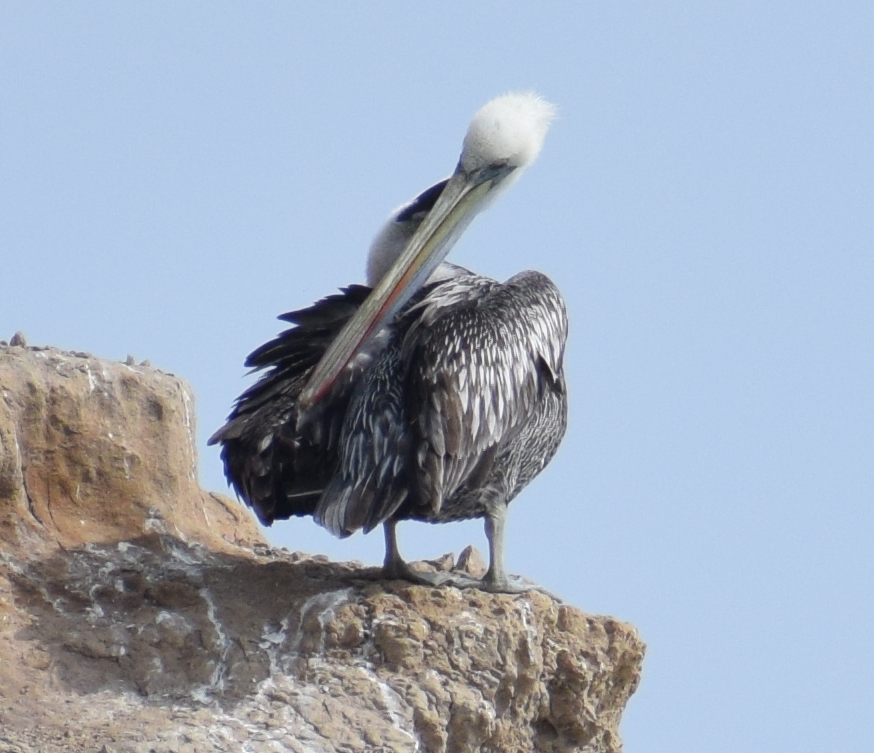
left=211, top=267, right=567, bottom=544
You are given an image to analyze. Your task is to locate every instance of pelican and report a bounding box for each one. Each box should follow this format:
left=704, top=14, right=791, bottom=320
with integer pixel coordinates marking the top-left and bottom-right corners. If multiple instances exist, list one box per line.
left=209, top=92, right=568, bottom=592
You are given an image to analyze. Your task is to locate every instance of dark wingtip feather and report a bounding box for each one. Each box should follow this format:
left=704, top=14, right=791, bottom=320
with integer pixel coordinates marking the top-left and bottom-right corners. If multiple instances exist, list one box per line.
left=211, top=284, right=369, bottom=527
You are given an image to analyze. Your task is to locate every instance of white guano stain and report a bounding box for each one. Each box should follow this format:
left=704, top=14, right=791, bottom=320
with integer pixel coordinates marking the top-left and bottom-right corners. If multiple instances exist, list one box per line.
left=355, top=665, right=421, bottom=751
left=180, top=387, right=197, bottom=483
left=200, top=587, right=232, bottom=692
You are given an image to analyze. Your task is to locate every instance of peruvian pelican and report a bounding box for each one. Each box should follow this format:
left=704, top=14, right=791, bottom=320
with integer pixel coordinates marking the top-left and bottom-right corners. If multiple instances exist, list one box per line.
left=210, top=92, right=568, bottom=592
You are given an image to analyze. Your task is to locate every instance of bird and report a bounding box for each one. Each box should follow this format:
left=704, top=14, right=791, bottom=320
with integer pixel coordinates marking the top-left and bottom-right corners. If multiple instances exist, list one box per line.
left=209, top=92, right=568, bottom=592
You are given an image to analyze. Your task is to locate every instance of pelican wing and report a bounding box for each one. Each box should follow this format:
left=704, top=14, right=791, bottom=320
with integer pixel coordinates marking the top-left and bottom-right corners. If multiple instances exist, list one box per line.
left=403, top=270, right=568, bottom=515
left=208, top=285, right=371, bottom=525
left=316, top=270, right=567, bottom=536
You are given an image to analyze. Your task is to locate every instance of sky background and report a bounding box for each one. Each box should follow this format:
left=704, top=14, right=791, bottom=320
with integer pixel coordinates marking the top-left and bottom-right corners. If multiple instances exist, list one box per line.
left=2, top=3, right=872, bottom=751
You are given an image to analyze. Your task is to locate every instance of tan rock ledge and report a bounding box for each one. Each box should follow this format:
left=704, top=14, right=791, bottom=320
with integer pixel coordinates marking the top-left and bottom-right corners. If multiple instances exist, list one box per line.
left=0, top=343, right=644, bottom=753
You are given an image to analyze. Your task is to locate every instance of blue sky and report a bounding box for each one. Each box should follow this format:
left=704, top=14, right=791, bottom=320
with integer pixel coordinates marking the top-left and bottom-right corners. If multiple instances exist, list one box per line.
left=2, top=3, right=872, bottom=750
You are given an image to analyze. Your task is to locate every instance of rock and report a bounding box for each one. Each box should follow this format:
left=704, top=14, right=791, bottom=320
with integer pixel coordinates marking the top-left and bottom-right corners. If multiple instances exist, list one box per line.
left=0, top=344, right=645, bottom=752
left=456, top=544, right=488, bottom=579
left=0, top=345, right=260, bottom=556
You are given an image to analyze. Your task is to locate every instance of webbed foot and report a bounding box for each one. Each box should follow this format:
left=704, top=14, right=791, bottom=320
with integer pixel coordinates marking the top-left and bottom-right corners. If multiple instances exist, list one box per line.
left=459, top=573, right=562, bottom=601
left=382, top=559, right=452, bottom=587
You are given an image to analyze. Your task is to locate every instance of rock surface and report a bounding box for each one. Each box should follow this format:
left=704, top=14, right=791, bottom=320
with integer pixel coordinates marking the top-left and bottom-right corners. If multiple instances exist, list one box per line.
left=0, top=342, right=645, bottom=753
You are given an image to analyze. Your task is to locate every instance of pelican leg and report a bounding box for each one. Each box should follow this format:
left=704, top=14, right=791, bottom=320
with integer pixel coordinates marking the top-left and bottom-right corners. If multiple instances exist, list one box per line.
left=381, top=520, right=450, bottom=586
left=382, top=519, right=411, bottom=578
left=483, top=504, right=510, bottom=588
left=382, top=516, right=558, bottom=598
left=479, top=505, right=559, bottom=598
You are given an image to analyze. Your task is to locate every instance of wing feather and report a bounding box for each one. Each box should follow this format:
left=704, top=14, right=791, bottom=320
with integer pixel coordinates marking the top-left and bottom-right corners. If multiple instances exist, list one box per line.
left=208, top=285, right=371, bottom=525
left=314, top=269, right=567, bottom=536
left=402, top=270, right=568, bottom=515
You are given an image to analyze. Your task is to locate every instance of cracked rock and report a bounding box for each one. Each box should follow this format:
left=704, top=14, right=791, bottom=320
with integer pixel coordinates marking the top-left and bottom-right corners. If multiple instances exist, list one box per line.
left=0, top=344, right=644, bottom=752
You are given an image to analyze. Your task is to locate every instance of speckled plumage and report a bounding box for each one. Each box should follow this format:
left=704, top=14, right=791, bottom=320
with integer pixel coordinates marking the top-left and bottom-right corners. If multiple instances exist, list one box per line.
left=320, top=267, right=568, bottom=537
left=209, top=266, right=568, bottom=543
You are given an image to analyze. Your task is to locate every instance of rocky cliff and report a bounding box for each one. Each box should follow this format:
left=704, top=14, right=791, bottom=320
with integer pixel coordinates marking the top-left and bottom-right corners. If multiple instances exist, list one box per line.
left=0, top=340, right=644, bottom=753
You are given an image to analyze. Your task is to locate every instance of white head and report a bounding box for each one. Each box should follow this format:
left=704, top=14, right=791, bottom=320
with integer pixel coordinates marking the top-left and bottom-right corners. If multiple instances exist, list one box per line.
left=460, top=91, right=557, bottom=174
left=366, top=91, right=556, bottom=285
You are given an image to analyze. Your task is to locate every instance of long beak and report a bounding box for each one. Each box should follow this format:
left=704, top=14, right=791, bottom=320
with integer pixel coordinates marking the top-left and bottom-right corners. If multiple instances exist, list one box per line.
left=297, top=165, right=510, bottom=419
